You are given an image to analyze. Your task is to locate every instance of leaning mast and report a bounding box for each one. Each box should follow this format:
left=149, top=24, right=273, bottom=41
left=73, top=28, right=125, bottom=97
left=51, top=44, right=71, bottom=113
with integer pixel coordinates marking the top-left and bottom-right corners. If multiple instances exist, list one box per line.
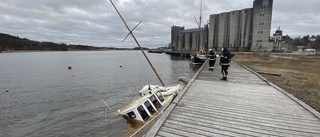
left=109, top=0, right=165, bottom=86
left=194, top=0, right=203, bottom=53
left=198, top=0, right=203, bottom=53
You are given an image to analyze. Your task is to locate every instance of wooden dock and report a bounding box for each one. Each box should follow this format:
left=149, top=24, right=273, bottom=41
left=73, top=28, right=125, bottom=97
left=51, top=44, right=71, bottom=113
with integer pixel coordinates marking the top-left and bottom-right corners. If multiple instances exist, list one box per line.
left=146, top=61, right=320, bottom=136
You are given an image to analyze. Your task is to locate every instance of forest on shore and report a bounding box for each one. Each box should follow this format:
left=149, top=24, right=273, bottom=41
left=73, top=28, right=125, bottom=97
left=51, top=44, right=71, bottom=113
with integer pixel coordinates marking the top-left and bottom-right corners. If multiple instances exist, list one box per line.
left=0, top=33, right=149, bottom=52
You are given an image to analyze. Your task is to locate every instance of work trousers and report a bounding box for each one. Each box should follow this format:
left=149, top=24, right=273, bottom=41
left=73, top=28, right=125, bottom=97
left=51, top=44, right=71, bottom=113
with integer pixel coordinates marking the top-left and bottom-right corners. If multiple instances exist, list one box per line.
left=209, top=60, right=215, bottom=70
left=221, top=65, right=229, bottom=78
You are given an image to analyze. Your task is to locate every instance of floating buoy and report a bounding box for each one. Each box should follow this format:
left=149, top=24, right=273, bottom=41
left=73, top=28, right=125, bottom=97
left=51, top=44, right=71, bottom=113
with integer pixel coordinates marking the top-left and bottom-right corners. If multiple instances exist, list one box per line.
left=120, top=65, right=122, bottom=68
left=5, top=89, right=9, bottom=92
left=68, top=66, right=72, bottom=69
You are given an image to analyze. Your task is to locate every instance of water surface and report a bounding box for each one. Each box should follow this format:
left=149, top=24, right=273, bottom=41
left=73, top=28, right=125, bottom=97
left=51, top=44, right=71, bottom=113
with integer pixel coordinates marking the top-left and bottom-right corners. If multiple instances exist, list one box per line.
left=0, top=51, right=198, bottom=137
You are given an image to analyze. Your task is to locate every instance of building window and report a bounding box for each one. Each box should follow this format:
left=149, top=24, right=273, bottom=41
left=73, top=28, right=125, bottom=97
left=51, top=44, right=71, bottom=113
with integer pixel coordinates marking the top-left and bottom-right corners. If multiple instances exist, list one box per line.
left=261, top=31, right=263, bottom=34
left=262, top=22, right=264, bottom=25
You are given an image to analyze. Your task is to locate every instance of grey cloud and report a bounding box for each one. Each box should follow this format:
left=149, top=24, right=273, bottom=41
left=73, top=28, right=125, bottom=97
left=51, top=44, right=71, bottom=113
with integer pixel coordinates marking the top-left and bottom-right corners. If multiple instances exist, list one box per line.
left=271, top=0, right=320, bottom=37
left=0, top=0, right=319, bottom=48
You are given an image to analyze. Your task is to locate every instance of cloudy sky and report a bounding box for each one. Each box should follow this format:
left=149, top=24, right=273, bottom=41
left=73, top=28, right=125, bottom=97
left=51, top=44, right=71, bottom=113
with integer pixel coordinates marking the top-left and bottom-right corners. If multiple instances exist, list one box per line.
left=0, top=0, right=319, bottom=48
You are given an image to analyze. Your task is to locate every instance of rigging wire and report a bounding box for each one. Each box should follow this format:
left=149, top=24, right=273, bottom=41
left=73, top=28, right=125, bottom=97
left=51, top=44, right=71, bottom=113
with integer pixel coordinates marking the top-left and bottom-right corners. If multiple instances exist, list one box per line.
left=110, top=0, right=166, bottom=86
left=110, top=0, right=192, bottom=85
left=114, top=6, right=161, bottom=86
left=90, top=89, right=111, bottom=126
left=108, top=1, right=145, bottom=116
left=105, top=0, right=148, bottom=100
left=156, top=53, right=191, bottom=85
left=105, top=2, right=143, bottom=105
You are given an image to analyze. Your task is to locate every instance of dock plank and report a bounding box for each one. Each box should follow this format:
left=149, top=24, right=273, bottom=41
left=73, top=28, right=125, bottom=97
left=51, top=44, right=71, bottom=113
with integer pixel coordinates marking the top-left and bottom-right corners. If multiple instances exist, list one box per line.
left=146, top=61, right=320, bottom=137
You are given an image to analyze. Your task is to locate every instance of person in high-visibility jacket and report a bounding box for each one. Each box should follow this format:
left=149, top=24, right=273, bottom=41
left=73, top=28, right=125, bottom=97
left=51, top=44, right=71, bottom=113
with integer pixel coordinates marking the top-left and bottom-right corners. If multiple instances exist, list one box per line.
left=219, top=48, right=234, bottom=81
left=207, top=49, right=216, bottom=71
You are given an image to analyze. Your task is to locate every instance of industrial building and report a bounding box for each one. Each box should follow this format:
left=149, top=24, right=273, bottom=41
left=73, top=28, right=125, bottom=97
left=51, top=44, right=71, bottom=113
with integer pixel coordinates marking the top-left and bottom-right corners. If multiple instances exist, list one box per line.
left=171, top=0, right=273, bottom=52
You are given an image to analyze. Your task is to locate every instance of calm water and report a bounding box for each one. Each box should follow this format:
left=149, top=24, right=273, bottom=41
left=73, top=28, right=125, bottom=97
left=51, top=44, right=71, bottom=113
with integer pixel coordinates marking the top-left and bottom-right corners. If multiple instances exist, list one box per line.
left=0, top=50, right=198, bottom=137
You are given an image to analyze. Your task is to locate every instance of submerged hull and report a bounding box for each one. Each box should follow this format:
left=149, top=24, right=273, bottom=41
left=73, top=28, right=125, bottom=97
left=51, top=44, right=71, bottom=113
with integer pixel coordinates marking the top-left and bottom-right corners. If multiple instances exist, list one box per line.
left=117, top=79, right=188, bottom=137
left=126, top=95, right=175, bottom=137
left=190, top=54, right=206, bottom=66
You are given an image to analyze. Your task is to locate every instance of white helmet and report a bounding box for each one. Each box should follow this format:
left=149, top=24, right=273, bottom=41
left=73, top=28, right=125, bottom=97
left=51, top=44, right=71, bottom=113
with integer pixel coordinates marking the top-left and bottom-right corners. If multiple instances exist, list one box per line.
left=209, top=49, right=212, bottom=51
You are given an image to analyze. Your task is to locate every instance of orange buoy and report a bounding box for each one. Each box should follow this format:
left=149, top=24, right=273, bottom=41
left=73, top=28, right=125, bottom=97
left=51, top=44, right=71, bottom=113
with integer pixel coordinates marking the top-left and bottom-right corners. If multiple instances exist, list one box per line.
left=68, top=66, right=72, bottom=69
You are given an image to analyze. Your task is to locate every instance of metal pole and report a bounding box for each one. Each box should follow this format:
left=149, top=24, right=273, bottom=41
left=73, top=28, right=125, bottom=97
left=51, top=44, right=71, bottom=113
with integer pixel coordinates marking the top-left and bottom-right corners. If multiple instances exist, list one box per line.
left=109, top=0, right=165, bottom=86
left=198, top=0, right=203, bottom=53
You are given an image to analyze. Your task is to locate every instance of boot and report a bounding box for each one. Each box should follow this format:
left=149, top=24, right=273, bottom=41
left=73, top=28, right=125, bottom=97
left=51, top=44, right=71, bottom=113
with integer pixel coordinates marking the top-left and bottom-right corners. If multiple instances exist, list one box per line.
left=220, top=77, right=227, bottom=81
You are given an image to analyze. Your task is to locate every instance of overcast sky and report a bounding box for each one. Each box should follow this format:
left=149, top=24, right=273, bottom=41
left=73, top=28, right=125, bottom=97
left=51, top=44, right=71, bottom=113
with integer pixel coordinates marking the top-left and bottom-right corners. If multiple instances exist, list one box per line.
left=1, top=0, right=319, bottom=48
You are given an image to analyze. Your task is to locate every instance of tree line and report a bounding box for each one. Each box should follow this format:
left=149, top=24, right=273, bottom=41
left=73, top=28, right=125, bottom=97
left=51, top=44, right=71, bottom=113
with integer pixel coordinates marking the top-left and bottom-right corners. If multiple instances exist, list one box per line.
left=282, top=35, right=320, bottom=50
left=0, top=33, right=108, bottom=51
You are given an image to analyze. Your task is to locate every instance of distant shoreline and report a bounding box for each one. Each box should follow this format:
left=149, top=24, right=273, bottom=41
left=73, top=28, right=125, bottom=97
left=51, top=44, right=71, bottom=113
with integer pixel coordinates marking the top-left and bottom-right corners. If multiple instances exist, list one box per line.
left=0, top=48, right=157, bottom=53
left=0, top=49, right=112, bottom=53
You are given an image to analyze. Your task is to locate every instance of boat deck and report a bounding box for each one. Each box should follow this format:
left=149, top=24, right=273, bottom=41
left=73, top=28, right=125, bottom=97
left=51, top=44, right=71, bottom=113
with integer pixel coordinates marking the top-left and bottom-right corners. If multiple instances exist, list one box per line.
left=146, top=60, right=320, bottom=137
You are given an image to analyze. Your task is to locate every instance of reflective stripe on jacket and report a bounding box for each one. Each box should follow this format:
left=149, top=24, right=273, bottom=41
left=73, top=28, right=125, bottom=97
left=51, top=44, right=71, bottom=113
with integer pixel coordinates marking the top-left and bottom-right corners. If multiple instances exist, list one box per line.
left=207, top=51, right=216, bottom=61
left=219, top=51, right=231, bottom=65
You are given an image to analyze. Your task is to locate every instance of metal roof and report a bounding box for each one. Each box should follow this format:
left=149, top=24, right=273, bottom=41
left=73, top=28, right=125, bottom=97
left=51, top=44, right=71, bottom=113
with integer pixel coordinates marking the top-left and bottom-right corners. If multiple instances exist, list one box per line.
left=180, top=28, right=202, bottom=34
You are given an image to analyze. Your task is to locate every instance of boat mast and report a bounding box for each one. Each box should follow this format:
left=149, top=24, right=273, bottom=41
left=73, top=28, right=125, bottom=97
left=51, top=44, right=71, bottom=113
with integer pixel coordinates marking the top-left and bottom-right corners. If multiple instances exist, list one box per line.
left=109, top=0, right=165, bottom=87
left=198, top=0, right=203, bottom=53
left=194, top=0, right=203, bottom=54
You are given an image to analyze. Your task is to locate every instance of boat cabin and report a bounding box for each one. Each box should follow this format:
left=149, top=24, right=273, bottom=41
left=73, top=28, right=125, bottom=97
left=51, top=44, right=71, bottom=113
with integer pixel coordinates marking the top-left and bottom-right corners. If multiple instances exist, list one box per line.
left=119, top=88, right=167, bottom=124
